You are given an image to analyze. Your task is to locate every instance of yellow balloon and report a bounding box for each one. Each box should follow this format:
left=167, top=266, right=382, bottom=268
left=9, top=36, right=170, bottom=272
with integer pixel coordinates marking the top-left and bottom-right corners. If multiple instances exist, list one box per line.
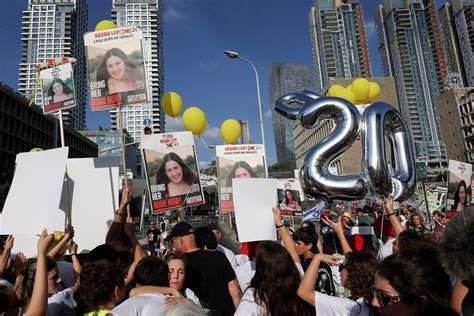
left=162, top=92, right=183, bottom=117
left=95, top=20, right=117, bottom=31
left=183, top=107, right=206, bottom=136
left=335, top=88, right=356, bottom=104
left=328, top=84, right=344, bottom=97
left=220, top=119, right=242, bottom=144
left=368, top=82, right=381, bottom=102
left=30, top=148, right=43, bottom=152
left=351, top=78, right=370, bottom=103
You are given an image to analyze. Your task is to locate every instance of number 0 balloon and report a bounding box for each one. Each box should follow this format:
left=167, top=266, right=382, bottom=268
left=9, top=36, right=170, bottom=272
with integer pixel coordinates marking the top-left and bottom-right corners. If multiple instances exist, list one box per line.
left=275, top=91, right=416, bottom=203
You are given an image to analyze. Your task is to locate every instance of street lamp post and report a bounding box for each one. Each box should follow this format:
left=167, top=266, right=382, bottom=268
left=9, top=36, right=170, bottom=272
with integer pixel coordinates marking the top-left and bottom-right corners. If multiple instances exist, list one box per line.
left=224, top=50, right=268, bottom=177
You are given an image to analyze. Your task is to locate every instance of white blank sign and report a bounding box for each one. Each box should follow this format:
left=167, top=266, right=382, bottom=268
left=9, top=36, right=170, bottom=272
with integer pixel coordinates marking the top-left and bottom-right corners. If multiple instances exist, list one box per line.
left=233, top=178, right=278, bottom=243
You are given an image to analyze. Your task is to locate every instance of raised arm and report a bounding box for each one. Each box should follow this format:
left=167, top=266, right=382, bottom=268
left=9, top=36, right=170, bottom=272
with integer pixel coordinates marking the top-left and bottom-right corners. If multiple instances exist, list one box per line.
left=124, top=216, right=145, bottom=286
left=24, top=229, right=54, bottom=316
left=297, top=253, right=339, bottom=306
left=106, top=187, right=131, bottom=245
left=47, top=226, right=73, bottom=259
left=383, top=196, right=405, bottom=236
left=0, top=235, right=14, bottom=278
left=273, top=207, right=300, bottom=264
left=68, top=240, right=81, bottom=292
left=321, top=217, right=352, bottom=255
left=228, top=279, right=242, bottom=308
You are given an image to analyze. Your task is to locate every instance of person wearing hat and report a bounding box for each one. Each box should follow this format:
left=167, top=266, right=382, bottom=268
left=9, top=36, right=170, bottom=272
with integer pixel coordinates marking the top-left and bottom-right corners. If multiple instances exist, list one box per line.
left=208, top=222, right=238, bottom=269
left=165, top=222, right=242, bottom=315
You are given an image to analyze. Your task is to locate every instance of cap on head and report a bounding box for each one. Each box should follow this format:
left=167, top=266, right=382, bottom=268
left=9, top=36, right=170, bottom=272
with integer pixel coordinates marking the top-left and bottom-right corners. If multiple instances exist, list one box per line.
left=165, top=222, right=194, bottom=242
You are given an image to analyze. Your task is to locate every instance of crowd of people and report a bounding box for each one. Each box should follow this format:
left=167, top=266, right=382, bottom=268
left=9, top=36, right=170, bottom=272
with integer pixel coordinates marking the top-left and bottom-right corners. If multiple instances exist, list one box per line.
left=0, top=188, right=473, bottom=316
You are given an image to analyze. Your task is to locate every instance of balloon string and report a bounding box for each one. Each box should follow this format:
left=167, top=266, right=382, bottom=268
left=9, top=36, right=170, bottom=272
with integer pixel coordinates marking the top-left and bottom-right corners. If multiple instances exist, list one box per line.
left=29, top=73, right=41, bottom=107
left=175, top=117, right=181, bottom=130
left=199, top=136, right=214, bottom=149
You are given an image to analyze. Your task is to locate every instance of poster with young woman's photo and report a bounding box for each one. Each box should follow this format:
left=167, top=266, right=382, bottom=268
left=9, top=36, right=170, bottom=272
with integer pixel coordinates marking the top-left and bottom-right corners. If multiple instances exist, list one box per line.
left=277, top=179, right=304, bottom=217
left=216, top=145, right=266, bottom=212
left=40, top=63, right=76, bottom=114
left=84, top=26, right=149, bottom=111
left=141, top=132, right=204, bottom=213
left=446, top=159, right=472, bottom=218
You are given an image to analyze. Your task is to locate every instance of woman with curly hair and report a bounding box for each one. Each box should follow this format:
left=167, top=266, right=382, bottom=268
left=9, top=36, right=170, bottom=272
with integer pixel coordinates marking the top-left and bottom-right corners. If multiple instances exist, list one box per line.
left=96, top=47, right=145, bottom=95
left=79, top=260, right=124, bottom=315
left=298, top=251, right=378, bottom=315
left=156, top=152, right=198, bottom=198
left=47, top=77, right=74, bottom=103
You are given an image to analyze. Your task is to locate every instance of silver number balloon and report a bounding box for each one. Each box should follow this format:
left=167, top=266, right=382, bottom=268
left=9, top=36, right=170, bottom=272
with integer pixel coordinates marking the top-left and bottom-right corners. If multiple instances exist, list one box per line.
left=361, top=102, right=416, bottom=201
left=275, top=91, right=367, bottom=201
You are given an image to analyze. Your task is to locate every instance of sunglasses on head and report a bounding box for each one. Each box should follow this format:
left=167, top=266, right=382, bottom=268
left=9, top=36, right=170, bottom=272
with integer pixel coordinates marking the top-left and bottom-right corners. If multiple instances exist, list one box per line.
left=373, top=287, right=402, bottom=308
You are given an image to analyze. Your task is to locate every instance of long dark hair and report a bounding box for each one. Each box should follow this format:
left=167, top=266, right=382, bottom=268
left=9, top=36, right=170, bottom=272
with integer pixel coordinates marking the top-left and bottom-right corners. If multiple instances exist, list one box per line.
left=156, top=152, right=197, bottom=198
left=377, top=247, right=456, bottom=316
left=47, top=77, right=73, bottom=98
left=96, top=47, right=140, bottom=94
left=225, top=161, right=258, bottom=187
left=15, top=257, right=57, bottom=312
left=283, top=189, right=297, bottom=205
left=343, top=252, right=378, bottom=305
left=249, top=241, right=312, bottom=316
left=454, top=180, right=467, bottom=209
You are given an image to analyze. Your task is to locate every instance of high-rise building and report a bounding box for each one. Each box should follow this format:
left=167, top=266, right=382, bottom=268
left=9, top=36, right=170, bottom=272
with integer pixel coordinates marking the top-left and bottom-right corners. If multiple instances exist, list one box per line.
left=439, top=3, right=467, bottom=88
left=268, top=62, right=313, bottom=165
left=437, top=88, right=474, bottom=163
left=236, top=120, right=250, bottom=144
left=375, top=0, right=447, bottom=174
left=18, top=0, right=88, bottom=129
left=309, top=0, right=371, bottom=93
left=450, top=0, right=474, bottom=87
left=110, top=0, right=164, bottom=140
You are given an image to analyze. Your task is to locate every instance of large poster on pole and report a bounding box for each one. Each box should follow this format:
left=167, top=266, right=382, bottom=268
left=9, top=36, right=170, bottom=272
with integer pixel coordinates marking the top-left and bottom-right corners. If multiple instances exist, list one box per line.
left=446, top=159, right=472, bottom=218
left=84, top=26, right=149, bottom=111
left=277, top=179, right=304, bottom=217
left=40, top=63, right=76, bottom=114
left=142, top=132, right=204, bottom=213
left=216, top=144, right=266, bottom=212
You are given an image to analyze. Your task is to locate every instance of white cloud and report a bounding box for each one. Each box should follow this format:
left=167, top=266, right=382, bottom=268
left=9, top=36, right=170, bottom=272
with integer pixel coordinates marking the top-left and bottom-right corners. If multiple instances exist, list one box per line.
left=365, top=20, right=376, bottom=39
left=264, top=109, right=272, bottom=120
left=199, top=160, right=210, bottom=169
left=202, top=125, right=221, bottom=140
left=164, top=117, right=182, bottom=132
left=163, top=7, right=185, bottom=22
left=162, top=0, right=190, bottom=23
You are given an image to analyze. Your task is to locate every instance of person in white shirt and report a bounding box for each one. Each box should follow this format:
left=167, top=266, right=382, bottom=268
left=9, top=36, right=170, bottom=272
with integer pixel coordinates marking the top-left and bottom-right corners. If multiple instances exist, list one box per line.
left=235, top=208, right=313, bottom=316
left=298, top=216, right=379, bottom=316
left=208, top=222, right=239, bottom=269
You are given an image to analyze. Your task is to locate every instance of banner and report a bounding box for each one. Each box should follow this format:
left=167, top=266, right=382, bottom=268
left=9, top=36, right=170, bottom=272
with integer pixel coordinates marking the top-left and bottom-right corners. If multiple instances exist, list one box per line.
left=277, top=179, right=304, bottom=217
left=40, top=63, right=76, bottom=114
left=142, top=132, right=204, bottom=213
left=216, top=144, right=266, bottom=212
left=415, top=182, right=447, bottom=214
left=446, top=160, right=472, bottom=217
left=84, top=26, right=149, bottom=111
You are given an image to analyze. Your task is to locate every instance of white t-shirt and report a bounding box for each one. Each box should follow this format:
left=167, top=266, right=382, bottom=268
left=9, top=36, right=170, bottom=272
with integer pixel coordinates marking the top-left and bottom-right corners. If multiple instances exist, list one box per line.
left=316, top=292, right=371, bottom=316
left=377, top=238, right=395, bottom=261
left=234, top=288, right=264, bottom=316
left=47, top=288, right=77, bottom=316
left=184, top=288, right=201, bottom=308
left=235, top=260, right=257, bottom=293
left=217, top=244, right=238, bottom=269
left=112, top=293, right=169, bottom=316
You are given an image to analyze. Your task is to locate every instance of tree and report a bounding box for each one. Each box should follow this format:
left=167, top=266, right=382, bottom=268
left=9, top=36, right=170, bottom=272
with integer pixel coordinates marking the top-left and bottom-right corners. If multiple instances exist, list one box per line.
left=202, top=159, right=217, bottom=177
left=268, top=161, right=296, bottom=172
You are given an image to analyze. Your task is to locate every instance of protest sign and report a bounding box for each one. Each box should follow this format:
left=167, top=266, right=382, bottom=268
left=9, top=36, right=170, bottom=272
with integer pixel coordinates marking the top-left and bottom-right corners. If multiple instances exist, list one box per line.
left=446, top=160, right=472, bottom=217
left=233, top=178, right=278, bottom=243
left=216, top=144, right=266, bottom=212
left=0, top=148, right=69, bottom=235
left=142, top=132, right=204, bottom=213
left=277, top=179, right=304, bottom=217
left=40, top=62, right=76, bottom=114
left=84, top=26, right=149, bottom=111
left=9, top=157, right=119, bottom=257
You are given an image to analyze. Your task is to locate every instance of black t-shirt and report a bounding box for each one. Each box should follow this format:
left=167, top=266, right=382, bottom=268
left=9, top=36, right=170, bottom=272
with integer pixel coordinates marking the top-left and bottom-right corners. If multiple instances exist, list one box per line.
left=146, top=228, right=161, bottom=246
left=185, top=249, right=236, bottom=316
left=301, top=257, right=336, bottom=297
